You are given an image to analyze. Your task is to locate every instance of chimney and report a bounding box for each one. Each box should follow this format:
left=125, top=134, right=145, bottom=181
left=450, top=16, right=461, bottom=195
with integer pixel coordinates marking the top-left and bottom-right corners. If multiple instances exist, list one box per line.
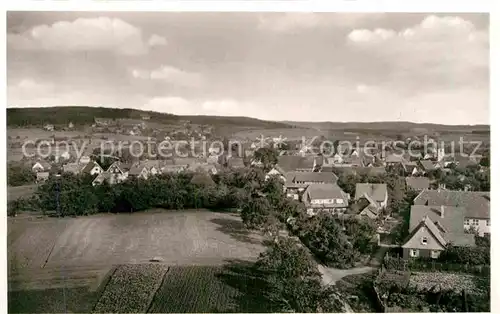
left=440, top=205, right=445, bottom=218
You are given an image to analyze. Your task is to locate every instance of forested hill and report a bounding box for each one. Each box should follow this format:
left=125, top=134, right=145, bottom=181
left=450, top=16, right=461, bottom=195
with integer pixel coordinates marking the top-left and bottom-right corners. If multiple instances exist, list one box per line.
left=6, top=107, right=292, bottom=129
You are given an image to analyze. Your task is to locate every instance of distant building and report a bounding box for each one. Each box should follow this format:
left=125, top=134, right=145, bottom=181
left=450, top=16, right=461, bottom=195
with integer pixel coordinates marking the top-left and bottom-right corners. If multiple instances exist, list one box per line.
left=68, top=122, right=74, bottom=129
left=44, top=124, right=54, bottom=131
left=32, top=160, right=51, bottom=173
left=36, top=171, right=50, bottom=183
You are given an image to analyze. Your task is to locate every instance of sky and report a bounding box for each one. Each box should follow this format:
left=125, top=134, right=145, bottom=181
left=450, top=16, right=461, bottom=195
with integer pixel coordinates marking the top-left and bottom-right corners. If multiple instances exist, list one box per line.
left=7, top=12, right=489, bottom=125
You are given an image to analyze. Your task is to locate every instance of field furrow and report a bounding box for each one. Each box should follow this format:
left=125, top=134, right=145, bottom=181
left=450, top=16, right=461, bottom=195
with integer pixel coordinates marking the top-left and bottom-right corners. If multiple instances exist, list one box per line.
left=92, top=264, right=169, bottom=313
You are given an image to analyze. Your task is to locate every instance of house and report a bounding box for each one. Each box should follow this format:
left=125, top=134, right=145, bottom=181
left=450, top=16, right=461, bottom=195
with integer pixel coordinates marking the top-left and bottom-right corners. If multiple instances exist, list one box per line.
left=355, top=183, right=388, bottom=209
left=141, top=113, right=151, bottom=120
left=94, top=118, right=114, bottom=127
left=44, top=124, right=54, bottom=131
left=266, top=155, right=320, bottom=180
left=105, top=161, right=129, bottom=181
left=142, top=160, right=162, bottom=176
left=401, top=205, right=476, bottom=259
left=405, top=177, right=431, bottom=191
left=32, top=160, right=51, bottom=173
left=128, top=163, right=150, bottom=180
left=418, top=160, right=439, bottom=173
left=80, top=161, right=103, bottom=176
left=302, top=184, right=350, bottom=216
left=63, top=162, right=84, bottom=175
left=79, top=156, right=91, bottom=164
left=68, top=122, right=74, bottom=129
left=384, top=154, right=406, bottom=166
left=413, top=190, right=490, bottom=236
left=356, top=197, right=382, bottom=220
left=402, top=161, right=420, bottom=176
left=162, top=164, right=187, bottom=173
left=189, top=163, right=218, bottom=175
left=36, top=171, right=50, bottom=183
left=284, top=172, right=339, bottom=201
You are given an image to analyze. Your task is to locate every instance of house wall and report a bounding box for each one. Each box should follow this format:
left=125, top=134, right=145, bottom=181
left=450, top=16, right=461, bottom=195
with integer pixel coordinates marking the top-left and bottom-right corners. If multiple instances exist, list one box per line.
left=402, top=226, right=444, bottom=259
left=402, top=248, right=441, bottom=259
left=381, top=192, right=389, bottom=209
left=464, top=218, right=490, bottom=236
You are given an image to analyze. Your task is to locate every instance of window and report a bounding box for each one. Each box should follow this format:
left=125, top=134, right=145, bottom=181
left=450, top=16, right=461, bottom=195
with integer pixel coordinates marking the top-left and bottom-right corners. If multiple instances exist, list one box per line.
left=473, top=219, right=479, bottom=226
left=487, top=220, right=490, bottom=226
left=410, top=249, right=419, bottom=257
left=336, top=199, right=343, bottom=204
left=431, top=250, right=440, bottom=259
left=464, top=219, right=470, bottom=226
left=421, top=237, right=428, bottom=245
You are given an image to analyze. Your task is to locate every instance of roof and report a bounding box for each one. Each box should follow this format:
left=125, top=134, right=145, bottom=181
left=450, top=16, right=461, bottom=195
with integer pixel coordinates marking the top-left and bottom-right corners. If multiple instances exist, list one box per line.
left=405, top=177, right=430, bottom=191
left=276, top=155, right=316, bottom=173
left=385, top=154, right=405, bottom=163
left=419, top=160, right=436, bottom=171
left=63, top=162, right=83, bottom=174
left=355, top=183, right=388, bottom=202
left=34, top=160, right=51, bottom=169
left=36, top=172, right=50, bottom=179
left=227, top=157, right=245, bottom=168
left=303, top=184, right=349, bottom=207
left=285, top=171, right=338, bottom=186
left=408, top=206, right=475, bottom=247
left=414, top=190, right=490, bottom=219
left=128, top=163, right=147, bottom=176
left=162, top=165, right=186, bottom=173
left=119, top=162, right=133, bottom=172
left=81, top=161, right=101, bottom=174
left=174, top=157, right=206, bottom=166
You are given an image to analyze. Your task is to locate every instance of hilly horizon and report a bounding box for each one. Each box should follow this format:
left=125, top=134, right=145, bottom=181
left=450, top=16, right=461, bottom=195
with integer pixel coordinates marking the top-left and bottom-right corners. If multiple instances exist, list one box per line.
left=7, top=106, right=490, bottom=131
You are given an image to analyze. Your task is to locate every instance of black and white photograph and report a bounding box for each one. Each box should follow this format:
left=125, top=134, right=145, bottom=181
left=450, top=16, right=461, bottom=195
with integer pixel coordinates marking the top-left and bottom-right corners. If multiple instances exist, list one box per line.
left=6, top=11, right=490, bottom=313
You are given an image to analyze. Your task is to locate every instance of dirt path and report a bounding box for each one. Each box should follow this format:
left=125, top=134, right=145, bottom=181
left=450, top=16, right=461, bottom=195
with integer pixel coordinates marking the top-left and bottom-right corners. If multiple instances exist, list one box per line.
left=318, top=264, right=374, bottom=286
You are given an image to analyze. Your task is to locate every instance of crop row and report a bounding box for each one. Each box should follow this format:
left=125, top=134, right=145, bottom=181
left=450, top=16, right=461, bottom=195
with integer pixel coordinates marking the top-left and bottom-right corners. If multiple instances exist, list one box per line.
left=93, top=264, right=169, bottom=313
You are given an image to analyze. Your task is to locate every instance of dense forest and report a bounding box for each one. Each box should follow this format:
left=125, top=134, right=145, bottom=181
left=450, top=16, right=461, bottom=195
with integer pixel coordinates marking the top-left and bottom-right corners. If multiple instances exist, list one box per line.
left=6, top=107, right=291, bottom=129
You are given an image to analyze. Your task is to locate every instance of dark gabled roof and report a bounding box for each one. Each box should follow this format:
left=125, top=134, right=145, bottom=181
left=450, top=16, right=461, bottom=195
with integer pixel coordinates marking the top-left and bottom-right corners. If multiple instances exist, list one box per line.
left=81, top=161, right=101, bottom=174
left=408, top=206, right=475, bottom=247
left=277, top=155, right=315, bottom=173
left=419, top=160, right=436, bottom=171
left=405, top=177, right=430, bottom=191
left=34, top=159, right=52, bottom=169
left=355, top=183, right=388, bottom=202
left=285, top=171, right=338, bottom=185
left=404, top=216, right=448, bottom=248
left=128, top=163, right=147, bottom=176
left=414, top=190, right=490, bottom=219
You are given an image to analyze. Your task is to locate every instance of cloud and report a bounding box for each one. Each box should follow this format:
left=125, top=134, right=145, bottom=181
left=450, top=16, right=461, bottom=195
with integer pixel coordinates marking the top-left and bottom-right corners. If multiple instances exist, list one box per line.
left=148, top=34, right=167, bottom=47
left=258, top=13, right=384, bottom=33
left=143, top=97, right=197, bottom=115
left=7, top=17, right=165, bottom=55
left=131, top=65, right=203, bottom=87
left=143, top=97, right=260, bottom=118
left=346, top=15, right=488, bottom=91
